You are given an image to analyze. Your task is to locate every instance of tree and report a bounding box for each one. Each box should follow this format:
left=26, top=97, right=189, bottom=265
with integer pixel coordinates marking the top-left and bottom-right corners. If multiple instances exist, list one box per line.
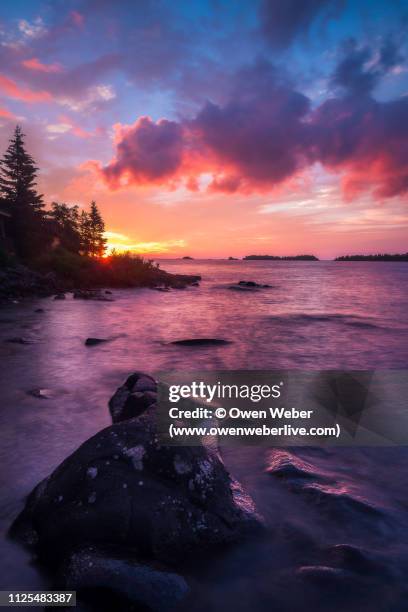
left=48, top=202, right=81, bottom=254
left=79, top=209, right=92, bottom=256
left=87, top=201, right=107, bottom=257
left=0, top=125, right=46, bottom=259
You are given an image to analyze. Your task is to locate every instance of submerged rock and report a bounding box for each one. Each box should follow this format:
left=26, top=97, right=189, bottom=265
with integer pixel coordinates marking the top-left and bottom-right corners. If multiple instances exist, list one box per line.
left=62, top=547, right=189, bottom=612
left=265, top=449, right=331, bottom=483
left=228, top=280, right=272, bottom=291
left=28, top=388, right=54, bottom=400
left=54, top=293, right=66, bottom=300
left=5, top=336, right=34, bottom=345
left=170, top=338, right=232, bottom=346
left=74, top=290, right=113, bottom=301
left=85, top=338, right=108, bottom=346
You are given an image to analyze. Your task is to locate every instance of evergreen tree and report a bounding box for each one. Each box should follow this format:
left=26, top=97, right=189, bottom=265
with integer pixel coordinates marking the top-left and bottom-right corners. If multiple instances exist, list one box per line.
left=0, top=125, right=46, bottom=259
left=79, top=209, right=92, bottom=256
left=48, top=202, right=81, bottom=254
left=87, top=201, right=107, bottom=257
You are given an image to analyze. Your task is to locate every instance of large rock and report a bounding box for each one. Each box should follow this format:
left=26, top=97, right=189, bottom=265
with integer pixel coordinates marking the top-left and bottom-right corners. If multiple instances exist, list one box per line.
left=61, top=547, right=189, bottom=612
left=12, top=410, right=261, bottom=570
left=109, top=371, right=158, bottom=423
left=0, top=265, right=58, bottom=300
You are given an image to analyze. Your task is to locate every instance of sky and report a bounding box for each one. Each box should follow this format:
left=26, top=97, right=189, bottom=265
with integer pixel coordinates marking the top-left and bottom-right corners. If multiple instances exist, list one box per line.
left=0, top=0, right=407, bottom=259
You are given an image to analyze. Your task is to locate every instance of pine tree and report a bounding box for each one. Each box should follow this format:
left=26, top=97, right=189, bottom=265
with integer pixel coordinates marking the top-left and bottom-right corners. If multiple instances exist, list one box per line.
left=87, top=201, right=107, bottom=257
left=0, top=125, right=46, bottom=259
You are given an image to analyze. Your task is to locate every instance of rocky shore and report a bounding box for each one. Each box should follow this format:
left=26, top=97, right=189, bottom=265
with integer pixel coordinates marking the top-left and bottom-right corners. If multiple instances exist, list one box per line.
left=10, top=372, right=262, bottom=612
left=0, top=264, right=201, bottom=302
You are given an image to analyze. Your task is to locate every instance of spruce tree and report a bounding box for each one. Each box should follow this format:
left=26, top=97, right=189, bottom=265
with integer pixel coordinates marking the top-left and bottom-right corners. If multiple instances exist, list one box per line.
left=87, top=201, right=107, bottom=257
left=0, top=125, right=46, bottom=260
left=79, top=209, right=92, bottom=256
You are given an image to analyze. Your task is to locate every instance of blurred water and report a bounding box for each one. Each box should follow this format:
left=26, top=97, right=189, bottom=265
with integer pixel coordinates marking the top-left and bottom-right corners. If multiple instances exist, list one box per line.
left=0, top=260, right=407, bottom=609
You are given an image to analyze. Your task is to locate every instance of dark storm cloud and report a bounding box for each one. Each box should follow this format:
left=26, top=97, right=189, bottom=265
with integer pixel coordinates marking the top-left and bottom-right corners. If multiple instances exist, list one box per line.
left=95, top=55, right=408, bottom=199
left=101, top=117, right=184, bottom=186
left=332, top=38, right=404, bottom=95
left=259, top=0, right=344, bottom=49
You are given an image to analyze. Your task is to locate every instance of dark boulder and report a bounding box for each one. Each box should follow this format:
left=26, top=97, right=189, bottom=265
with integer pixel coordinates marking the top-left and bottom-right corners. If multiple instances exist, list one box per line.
left=0, top=265, right=58, bottom=300
left=109, top=372, right=158, bottom=423
left=61, top=547, right=189, bottom=612
left=11, top=411, right=262, bottom=569
left=85, top=338, right=108, bottom=346
left=54, top=293, right=66, bottom=300
left=74, top=290, right=113, bottom=301
left=170, top=338, right=231, bottom=346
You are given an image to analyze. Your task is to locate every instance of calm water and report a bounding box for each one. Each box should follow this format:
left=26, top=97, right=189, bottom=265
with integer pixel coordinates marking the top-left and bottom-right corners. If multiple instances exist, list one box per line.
left=0, top=260, right=407, bottom=610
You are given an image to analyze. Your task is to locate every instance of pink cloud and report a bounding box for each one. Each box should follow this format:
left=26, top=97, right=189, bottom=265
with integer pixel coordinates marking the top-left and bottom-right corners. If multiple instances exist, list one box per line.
left=98, top=117, right=184, bottom=187
left=0, top=74, right=51, bottom=102
left=0, top=106, right=15, bottom=119
left=88, top=61, right=408, bottom=201
left=70, top=11, right=85, bottom=28
left=22, top=57, right=62, bottom=73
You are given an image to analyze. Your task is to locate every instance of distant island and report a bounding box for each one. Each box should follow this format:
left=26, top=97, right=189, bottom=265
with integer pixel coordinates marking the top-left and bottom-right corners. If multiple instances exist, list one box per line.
left=228, top=256, right=239, bottom=260
left=182, top=256, right=194, bottom=260
left=335, top=253, right=408, bottom=262
left=243, top=255, right=319, bottom=261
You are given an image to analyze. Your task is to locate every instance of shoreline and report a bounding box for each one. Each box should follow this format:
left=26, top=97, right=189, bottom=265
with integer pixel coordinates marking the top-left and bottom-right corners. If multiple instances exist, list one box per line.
left=0, top=263, right=201, bottom=303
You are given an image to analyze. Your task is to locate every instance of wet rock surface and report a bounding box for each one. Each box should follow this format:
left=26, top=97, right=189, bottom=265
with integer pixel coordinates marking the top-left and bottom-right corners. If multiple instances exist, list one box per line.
left=109, top=371, right=158, bottom=423
left=0, top=265, right=58, bottom=301
left=73, top=289, right=114, bottom=301
left=61, top=547, right=189, bottom=612
left=11, top=371, right=262, bottom=611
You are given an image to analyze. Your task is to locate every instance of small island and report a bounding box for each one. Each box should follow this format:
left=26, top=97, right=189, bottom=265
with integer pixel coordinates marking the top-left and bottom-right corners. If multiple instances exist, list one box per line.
left=243, top=254, right=319, bottom=261
left=181, top=256, right=194, bottom=260
left=335, top=253, right=408, bottom=262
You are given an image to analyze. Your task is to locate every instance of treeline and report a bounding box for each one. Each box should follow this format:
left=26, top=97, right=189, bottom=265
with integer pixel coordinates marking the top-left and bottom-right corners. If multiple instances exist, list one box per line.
left=243, top=255, right=319, bottom=261
left=0, top=126, right=106, bottom=262
left=335, top=254, right=408, bottom=261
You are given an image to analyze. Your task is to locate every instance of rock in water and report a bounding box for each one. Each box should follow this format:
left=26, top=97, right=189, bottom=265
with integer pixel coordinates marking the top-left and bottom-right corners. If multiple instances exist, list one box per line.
left=62, top=547, right=189, bottom=612
left=12, top=397, right=262, bottom=570
left=109, top=372, right=158, bottom=423
left=170, top=338, right=231, bottom=346
left=85, top=338, right=108, bottom=346
left=28, top=388, right=54, bottom=400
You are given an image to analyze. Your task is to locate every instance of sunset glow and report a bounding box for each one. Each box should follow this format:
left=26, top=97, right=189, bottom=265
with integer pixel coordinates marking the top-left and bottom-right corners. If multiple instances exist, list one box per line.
left=0, top=1, right=407, bottom=258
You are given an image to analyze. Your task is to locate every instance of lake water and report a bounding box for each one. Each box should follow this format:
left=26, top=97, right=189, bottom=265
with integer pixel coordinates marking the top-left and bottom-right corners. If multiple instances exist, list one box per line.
left=0, top=260, right=407, bottom=610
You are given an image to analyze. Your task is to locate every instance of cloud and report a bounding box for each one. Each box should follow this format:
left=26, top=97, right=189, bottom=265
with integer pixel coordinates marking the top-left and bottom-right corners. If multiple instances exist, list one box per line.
left=0, top=74, right=51, bottom=102
left=98, top=117, right=184, bottom=187
left=259, top=0, right=344, bottom=49
left=22, top=57, right=62, bottom=73
left=332, top=38, right=404, bottom=95
left=18, top=18, right=46, bottom=39
left=311, top=95, right=408, bottom=198
left=0, top=106, right=15, bottom=119
left=70, top=11, right=85, bottom=28
left=88, top=51, right=408, bottom=200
